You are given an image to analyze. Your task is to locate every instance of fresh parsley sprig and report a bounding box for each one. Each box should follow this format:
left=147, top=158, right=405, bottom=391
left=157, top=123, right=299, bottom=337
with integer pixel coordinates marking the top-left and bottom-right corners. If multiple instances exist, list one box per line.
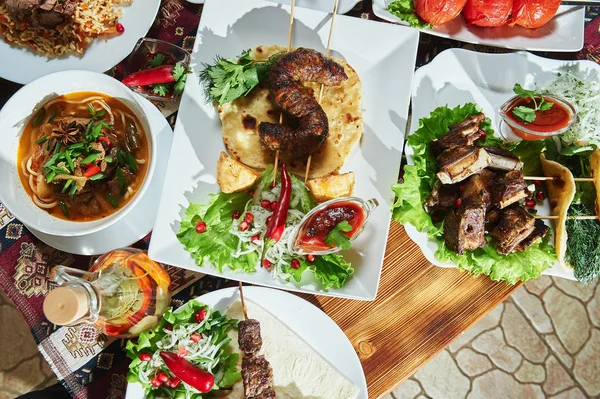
left=199, top=50, right=283, bottom=105
left=325, top=221, right=353, bottom=250
left=511, top=83, right=554, bottom=123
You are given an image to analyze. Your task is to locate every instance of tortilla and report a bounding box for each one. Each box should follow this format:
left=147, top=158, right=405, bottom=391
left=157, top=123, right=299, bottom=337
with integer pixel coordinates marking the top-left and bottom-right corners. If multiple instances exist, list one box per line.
left=540, top=153, right=576, bottom=269
left=591, top=148, right=600, bottom=216
left=218, top=45, right=363, bottom=179
left=217, top=300, right=359, bottom=399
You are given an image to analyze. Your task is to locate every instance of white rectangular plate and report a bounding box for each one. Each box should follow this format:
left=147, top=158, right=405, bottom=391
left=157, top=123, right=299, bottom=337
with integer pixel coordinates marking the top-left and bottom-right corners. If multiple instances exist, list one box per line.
left=373, top=0, right=585, bottom=52
left=406, top=48, right=600, bottom=281
left=148, top=0, right=420, bottom=300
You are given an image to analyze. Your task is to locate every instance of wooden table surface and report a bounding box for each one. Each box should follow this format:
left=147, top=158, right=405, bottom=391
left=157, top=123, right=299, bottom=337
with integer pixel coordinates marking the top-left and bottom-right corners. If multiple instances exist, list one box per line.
left=302, top=222, right=521, bottom=399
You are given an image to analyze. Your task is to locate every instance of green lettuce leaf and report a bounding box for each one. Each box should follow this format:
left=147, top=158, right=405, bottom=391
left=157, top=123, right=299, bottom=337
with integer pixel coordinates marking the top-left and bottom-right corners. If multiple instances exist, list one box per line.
left=387, top=0, right=432, bottom=29
left=392, top=104, right=556, bottom=284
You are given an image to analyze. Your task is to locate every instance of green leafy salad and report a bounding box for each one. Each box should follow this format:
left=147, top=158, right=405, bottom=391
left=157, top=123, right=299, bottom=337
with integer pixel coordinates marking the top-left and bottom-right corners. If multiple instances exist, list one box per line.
left=177, top=166, right=354, bottom=290
left=387, top=0, right=432, bottom=29
left=392, top=104, right=557, bottom=284
left=126, top=301, right=240, bottom=398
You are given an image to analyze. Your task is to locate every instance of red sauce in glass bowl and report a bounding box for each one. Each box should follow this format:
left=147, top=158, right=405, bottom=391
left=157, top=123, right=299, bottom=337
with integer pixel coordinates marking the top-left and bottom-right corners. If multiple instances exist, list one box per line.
left=295, top=201, right=365, bottom=253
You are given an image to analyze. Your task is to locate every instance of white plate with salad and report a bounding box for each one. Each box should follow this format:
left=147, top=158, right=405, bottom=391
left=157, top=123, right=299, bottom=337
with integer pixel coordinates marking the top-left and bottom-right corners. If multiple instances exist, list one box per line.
left=372, top=0, right=584, bottom=52
left=147, top=0, right=419, bottom=300
left=124, top=286, right=368, bottom=399
left=393, top=48, right=600, bottom=284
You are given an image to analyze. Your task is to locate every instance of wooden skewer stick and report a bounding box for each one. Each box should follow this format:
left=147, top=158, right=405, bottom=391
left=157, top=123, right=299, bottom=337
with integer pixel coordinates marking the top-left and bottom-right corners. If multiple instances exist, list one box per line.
left=524, top=176, right=594, bottom=182
left=535, top=215, right=599, bottom=220
left=304, top=0, right=340, bottom=183
left=239, top=281, right=248, bottom=320
left=273, top=0, right=296, bottom=184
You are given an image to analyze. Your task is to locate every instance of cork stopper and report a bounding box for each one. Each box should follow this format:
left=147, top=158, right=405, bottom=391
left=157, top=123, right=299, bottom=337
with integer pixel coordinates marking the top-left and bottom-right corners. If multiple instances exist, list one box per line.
left=43, top=285, right=90, bottom=326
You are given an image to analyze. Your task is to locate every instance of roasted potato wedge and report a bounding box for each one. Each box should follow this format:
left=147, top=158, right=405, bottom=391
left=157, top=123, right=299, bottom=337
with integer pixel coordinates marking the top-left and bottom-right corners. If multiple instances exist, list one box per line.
left=216, top=152, right=260, bottom=193
left=306, top=172, right=355, bottom=202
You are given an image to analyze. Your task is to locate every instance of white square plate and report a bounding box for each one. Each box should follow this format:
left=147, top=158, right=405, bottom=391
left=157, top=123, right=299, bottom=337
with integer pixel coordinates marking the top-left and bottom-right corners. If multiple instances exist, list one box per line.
left=373, top=0, right=585, bottom=52
left=148, top=0, right=420, bottom=300
left=406, top=48, right=600, bottom=281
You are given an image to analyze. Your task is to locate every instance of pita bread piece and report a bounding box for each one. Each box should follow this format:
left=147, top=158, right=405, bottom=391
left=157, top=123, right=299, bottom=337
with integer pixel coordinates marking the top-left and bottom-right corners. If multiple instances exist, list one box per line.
left=540, top=153, right=576, bottom=268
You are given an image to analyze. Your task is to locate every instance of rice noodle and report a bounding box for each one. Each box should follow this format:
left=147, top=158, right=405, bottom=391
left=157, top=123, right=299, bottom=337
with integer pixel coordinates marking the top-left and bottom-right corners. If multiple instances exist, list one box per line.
left=135, top=158, right=146, bottom=164
left=33, top=195, right=57, bottom=209
left=115, top=109, right=126, bottom=128
left=26, top=157, right=39, bottom=177
left=44, top=96, right=105, bottom=109
left=123, top=186, right=134, bottom=200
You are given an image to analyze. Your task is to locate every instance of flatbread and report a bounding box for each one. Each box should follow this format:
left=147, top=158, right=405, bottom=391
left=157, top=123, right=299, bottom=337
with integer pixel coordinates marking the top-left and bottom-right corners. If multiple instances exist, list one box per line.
left=218, top=45, right=363, bottom=178
left=540, top=154, right=576, bottom=269
left=590, top=148, right=600, bottom=216
left=216, top=300, right=359, bottom=399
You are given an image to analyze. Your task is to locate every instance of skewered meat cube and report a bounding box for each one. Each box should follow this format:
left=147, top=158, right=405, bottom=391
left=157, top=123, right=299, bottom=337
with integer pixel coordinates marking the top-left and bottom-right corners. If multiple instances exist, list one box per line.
left=239, top=319, right=262, bottom=354
left=492, top=170, right=533, bottom=209
left=485, top=147, right=523, bottom=171
left=513, top=220, right=550, bottom=253
left=437, top=146, right=491, bottom=184
left=444, top=205, right=487, bottom=255
left=424, top=180, right=459, bottom=212
left=490, top=207, right=536, bottom=255
left=431, top=113, right=486, bottom=153
left=241, top=354, right=276, bottom=399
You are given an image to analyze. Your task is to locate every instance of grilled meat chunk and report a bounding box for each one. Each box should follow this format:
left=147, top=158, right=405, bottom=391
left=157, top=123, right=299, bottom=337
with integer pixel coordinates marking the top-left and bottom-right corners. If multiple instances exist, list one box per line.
left=513, top=220, right=550, bottom=253
left=424, top=180, right=459, bottom=212
left=444, top=205, right=487, bottom=255
left=238, top=319, right=262, bottom=354
left=241, top=354, right=276, bottom=399
left=485, top=207, right=502, bottom=231
left=492, top=170, right=532, bottom=209
left=462, top=171, right=495, bottom=208
left=485, top=146, right=523, bottom=171
left=437, top=146, right=491, bottom=184
left=490, top=207, right=536, bottom=255
left=3, top=0, right=77, bottom=28
left=431, top=113, right=485, bottom=153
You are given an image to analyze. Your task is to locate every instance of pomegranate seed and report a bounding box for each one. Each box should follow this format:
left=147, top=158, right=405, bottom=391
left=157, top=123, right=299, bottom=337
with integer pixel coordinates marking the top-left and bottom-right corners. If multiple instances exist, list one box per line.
left=307, top=254, right=315, bottom=262
left=195, top=309, right=207, bottom=322
left=534, top=180, right=542, bottom=187
left=455, top=198, right=462, bottom=208
left=157, top=372, right=169, bottom=383
left=177, top=346, right=188, bottom=358
left=249, top=190, right=255, bottom=196
left=190, top=333, right=202, bottom=342
left=536, top=191, right=545, bottom=200
left=526, top=199, right=536, bottom=208
left=291, top=259, right=300, bottom=269
left=170, top=378, right=181, bottom=388
left=139, top=353, right=152, bottom=362
left=479, top=129, right=487, bottom=139
left=151, top=379, right=162, bottom=387
left=251, top=234, right=260, bottom=243
left=458, top=183, right=466, bottom=192
left=232, top=210, right=241, bottom=220
left=195, top=221, right=206, bottom=233
left=262, top=259, right=272, bottom=268
left=271, top=201, right=278, bottom=210
left=261, top=200, right=272, bottom=209
left=245, top=213, right=254, bottom=223
left=116, top=23, right=124, bottom=33
left=164, top=324, right=173, bottom=331
left=239, top=221, right=249, bottom=231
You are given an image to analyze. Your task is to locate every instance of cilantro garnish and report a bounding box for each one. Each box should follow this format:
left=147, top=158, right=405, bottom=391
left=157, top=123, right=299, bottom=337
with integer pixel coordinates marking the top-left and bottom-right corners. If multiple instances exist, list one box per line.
left=511, top=83, right=554, bottom=124
left=325, top=221, right=353, bottom=250
left=151, top=84, right=169, bottom=97
left=148, top=53, right=165, bottom=68
left=172, top=63, right=189, bottom=94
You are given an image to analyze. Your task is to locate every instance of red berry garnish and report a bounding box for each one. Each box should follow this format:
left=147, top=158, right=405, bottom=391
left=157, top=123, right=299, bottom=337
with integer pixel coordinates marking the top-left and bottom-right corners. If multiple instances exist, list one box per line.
left=157, top=372, right=169, bottom=383
left=151, top=379, right=162, bottom=387
left=290, top=259, right=300, bottom=269
left=525, top=199, right=536, bottom=208
left=251, top=234, right=260, bottom=243
left=195, top=309, right=207, bottom=322
left=195, top=221, right=206, bottom=233
left=261, top=200, right=272, bottom=209
left=262, top=259, right=272, bottom=268
left=170, top=378, right=181, bottom=388
left=307, top=254, right=315, bottom=262
left=139, top=353, right=152, bottom=362
left=455, top=198, right=462, bottom=208
left=239, top=221, right=249, bottom=231
left=190, top=333, right=202, bottom=342
left=116, top=23, right=124, bottom=33
left=537, top=191, right=545, bottom=200
left=232, top=210, right=241, bottom=220
left=245, top=213, right=254, bottom=223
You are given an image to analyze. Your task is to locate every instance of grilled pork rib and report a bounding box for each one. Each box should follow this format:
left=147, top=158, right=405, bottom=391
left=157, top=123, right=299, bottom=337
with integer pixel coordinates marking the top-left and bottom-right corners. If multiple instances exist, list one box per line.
left=437, top=146, right=491, bottom=184
left=492, top=171, right=532, bottom=209
left=490, top=207, right=536, bottom=255
left=444, top=205, right=487, bottom=255
left=431, top=113, right=486, bottom=153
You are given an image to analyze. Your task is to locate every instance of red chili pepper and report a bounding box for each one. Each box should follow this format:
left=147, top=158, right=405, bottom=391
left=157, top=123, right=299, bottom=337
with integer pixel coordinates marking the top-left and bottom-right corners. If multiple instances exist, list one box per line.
left=122, top=65, right=176, bottom=87
left=98, top=136, right=111, bottom=149
left=265, top=164, right=291, bottom=243
left=160, top=351, right=215, bottom=393
left=83, top=164, right=100, bottom=178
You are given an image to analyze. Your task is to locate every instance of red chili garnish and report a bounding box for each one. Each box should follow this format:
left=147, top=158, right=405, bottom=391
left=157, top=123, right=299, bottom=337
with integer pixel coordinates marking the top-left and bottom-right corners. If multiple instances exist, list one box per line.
left=151, top=379, right=162, bottom=387
left=195, top=221, right=206, bottom=233
left=157, top=372, right=169, bottom=383
left=265, top=164, right=291, bottom=244
left=307, top=254, right=315, bottom=262
left=534, top=180, right=542, bottom=187
left=239, top=221, right=249, bottom=231
left=251, top=234, right=260, bottom=243
left=261, top=200, right=272, bottom=209
left=190, top=333, right=202, bottom=343
left=195, top=309, right=207, bottom=323
left=160, top=351, right=215, bottom=393
left=262, top=259, right=272, bottom=268
left=116, top=23, right=124, bottom=33
left=177, top=346, right=188, bottom=358
left=232, top=210, right=241, bottom=220
left=83, top=164, right=100, bottom=178
left=245, top=213, right=254, bottom=224
left=290, top=259, right=300, bottom=269
left=139, top=353, right=152, bottom=362
left=526, top=199, right=536, bottom=208
left=455, top=198, right=462, bottom=208
left=170, top=378, right=181, bottom=388
left=122, top=65, right=176, bottom=87
left=537, top=191, right=545, bottom=200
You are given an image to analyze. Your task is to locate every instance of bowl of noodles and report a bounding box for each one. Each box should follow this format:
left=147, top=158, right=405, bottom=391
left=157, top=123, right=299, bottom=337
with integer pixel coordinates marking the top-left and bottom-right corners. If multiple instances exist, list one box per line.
left=0, top=70, right=157, bottom=236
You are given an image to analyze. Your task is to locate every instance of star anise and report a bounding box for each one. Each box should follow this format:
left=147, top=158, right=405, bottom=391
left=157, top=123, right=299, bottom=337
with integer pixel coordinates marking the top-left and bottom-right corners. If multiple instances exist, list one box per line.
left=50, top=120, right=82, bottom=145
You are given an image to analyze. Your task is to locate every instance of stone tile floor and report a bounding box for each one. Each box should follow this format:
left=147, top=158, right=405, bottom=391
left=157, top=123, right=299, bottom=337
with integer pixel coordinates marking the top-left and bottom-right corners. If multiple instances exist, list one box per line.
left=1, top=276, right=598, bottom=399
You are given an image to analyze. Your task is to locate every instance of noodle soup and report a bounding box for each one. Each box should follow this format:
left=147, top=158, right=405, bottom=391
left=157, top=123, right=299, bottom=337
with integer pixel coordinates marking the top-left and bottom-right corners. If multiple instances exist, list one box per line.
left=18, top=91, right=149, bottom=221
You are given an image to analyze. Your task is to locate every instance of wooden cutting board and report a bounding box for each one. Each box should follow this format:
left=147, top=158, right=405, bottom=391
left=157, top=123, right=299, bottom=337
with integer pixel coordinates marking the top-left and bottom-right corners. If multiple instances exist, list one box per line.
left=300, top=222, right=520, bottom=399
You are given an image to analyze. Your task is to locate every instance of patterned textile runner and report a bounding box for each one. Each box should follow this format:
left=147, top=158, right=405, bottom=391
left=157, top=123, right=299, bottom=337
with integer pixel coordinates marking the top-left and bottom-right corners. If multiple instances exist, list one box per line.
left=0, top=2, right=599, bottom=398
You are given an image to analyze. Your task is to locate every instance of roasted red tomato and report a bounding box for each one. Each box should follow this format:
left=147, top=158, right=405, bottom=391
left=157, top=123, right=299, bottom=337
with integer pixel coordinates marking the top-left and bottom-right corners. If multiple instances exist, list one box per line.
left=414, top=0, right=468, bottom=26
left=463, top=0, right=512, bottom=27
left=510, top=0, right=561, bottom=29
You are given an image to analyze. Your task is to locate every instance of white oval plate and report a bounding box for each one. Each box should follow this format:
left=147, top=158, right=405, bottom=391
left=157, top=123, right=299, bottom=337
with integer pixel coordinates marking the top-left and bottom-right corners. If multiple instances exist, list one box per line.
left=405, top=48, right=600, bottom=281
left=27, top=95, right=173, bottom=255
left=372, top=0, right=584, bottom=52
left=125, top=286, right=368, bottom=399
left=0, top=0, right=161, bottom=84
